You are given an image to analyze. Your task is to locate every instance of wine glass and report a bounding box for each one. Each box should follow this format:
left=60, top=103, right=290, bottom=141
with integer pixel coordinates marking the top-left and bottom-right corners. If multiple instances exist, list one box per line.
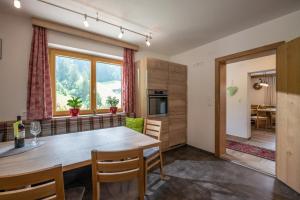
left=30, top=121, right=41, bottom=146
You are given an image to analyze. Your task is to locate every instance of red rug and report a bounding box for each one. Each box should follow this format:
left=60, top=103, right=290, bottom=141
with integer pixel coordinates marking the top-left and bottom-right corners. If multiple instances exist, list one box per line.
left=226, top=140, right=275, bottom=161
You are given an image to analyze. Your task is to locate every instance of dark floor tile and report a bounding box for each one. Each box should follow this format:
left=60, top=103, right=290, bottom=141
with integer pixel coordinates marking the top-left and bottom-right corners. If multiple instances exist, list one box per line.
left=64, top=145, right=300, bottom=200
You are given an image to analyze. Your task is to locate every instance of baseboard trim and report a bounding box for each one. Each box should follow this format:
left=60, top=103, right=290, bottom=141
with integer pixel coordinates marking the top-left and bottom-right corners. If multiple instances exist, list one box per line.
left=164, top=143, right=187, bottom=152
left=226, top=134, right=250, bottom=141
left=220, top=154, right=275, bottom=177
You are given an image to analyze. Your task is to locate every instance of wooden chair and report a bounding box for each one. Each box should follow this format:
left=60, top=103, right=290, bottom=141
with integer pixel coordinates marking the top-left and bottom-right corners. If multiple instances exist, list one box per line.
left=143, top=119, right=164, bottom=192
left=0, top=165, right=65, bottom=200
left=271, top=112, right=276, bottom=128
left=91, top=148, right=144, bottom=200
left=255, top=105, right=269, bottom=129
left=250, top=105, right=258, bottom=126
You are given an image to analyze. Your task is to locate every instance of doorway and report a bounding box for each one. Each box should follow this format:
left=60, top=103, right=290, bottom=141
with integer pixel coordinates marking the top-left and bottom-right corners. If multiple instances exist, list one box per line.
left=214, top=42, right=284, bottom=175
left=225, top=57, right=276, bottom=175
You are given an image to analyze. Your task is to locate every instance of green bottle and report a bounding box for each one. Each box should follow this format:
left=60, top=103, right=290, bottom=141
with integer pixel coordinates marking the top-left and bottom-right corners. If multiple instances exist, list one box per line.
left=13, top=116, right=25, bottom=148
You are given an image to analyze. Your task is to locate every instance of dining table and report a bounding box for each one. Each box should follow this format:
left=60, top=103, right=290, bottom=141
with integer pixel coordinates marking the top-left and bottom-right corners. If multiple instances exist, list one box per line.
left=0, top=126, right=160, bottom=177
left=257, top=108, right=276, bottom=113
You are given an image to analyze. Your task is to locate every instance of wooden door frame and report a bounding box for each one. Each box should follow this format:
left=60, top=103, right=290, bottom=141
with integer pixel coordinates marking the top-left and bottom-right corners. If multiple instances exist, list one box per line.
left=215, top=41, right=285, bottom=157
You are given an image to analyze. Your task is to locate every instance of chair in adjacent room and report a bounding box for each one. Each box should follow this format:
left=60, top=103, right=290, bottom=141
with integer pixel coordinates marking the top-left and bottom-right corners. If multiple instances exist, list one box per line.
left=250, top=105, right=258, bottom=126
left=255, top=105, right=269, bottom=129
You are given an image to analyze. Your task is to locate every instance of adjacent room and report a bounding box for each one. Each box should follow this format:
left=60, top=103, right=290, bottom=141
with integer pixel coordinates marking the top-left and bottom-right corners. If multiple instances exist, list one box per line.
left=1, top=0, right=300, bottom=199
left=225, top=54, right=276, bottom=175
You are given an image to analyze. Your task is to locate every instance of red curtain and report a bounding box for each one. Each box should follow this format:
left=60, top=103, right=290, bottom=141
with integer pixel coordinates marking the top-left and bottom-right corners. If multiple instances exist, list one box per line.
left=122, top=48, right=135, bottom=113
left=27, top=26, right=52, bottom=120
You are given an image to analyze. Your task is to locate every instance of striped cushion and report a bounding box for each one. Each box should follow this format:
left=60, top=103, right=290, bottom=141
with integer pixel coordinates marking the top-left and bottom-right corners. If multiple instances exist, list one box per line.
left=0, top=113, right=135, bottom=142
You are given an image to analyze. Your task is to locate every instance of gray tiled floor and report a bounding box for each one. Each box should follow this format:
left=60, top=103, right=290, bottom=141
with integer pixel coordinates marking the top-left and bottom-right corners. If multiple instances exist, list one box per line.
left=64, top=146, right=299, bottom=200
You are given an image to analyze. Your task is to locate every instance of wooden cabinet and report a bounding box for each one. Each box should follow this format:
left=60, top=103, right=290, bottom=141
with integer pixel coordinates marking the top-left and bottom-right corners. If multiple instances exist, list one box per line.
left=169, top=115, right=187, bottom=146
left=147, top=58, right=169, bottom=90
left=168, top=62, right=187, bottom=146
left=148, top=116, right=169, bottom=150
left=168, top=62, right=187, bottom=117
left=135, top=58, right=187, bottom=151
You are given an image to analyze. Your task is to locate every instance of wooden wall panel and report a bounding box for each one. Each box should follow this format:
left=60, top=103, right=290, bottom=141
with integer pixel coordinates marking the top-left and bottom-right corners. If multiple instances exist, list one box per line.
left=285, top=37, right=300, bottom=193
left=276, top=43, right=288, bottom=185
left=215, top=61, right=227, bottom=156
left=277, top=37, right=300, bottom=193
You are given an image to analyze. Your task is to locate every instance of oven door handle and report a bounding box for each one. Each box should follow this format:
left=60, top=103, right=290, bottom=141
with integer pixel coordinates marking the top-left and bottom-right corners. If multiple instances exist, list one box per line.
left=148, top=95, right=168, bottom=98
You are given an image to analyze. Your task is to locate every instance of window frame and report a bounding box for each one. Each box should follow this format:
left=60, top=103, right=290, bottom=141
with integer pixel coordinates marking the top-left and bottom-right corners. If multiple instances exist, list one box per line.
left=49, top=48, right=123, bottom=117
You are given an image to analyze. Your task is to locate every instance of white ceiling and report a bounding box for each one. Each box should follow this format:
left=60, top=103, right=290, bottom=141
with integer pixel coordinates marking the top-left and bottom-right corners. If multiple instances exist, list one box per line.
left=1, top=0, right=300, bottom=55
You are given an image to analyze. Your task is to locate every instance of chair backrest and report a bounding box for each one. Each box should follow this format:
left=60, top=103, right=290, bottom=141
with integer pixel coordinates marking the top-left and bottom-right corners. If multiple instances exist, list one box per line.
left=251, top=104, right=258, bottom=109
left=91, top=148, right=144, bottom=183
left=143, top=119, right=162, bottom=140
left=91, top=148, right=144, bottom=200
left=251, top=105, right=258, bottom=116
left=0, top=165, right=65, bottom=200
left=257, top=105, right=268, bottom=117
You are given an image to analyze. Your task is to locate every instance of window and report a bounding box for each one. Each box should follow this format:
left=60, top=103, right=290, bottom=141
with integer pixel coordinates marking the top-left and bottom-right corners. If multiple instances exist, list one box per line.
left=96, top=62, right=122, bottom=109
left=49, top=49, right=123, bottom=116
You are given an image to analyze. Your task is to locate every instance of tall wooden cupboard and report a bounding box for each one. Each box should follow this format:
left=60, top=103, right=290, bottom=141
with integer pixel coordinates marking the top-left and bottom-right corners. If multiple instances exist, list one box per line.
left=135, top=58, right=187, bottom=151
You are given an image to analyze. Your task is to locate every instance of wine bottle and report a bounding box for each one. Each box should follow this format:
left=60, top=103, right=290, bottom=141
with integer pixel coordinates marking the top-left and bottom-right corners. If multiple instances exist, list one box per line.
left=13, top=116, right=25, bottom=148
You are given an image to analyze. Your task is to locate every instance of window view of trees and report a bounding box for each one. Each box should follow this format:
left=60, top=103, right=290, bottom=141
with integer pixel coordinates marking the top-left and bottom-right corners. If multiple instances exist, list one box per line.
left=55, top=56, right=91, bottom=111
left=54, top=54, right=122, bottom=113
left=96, top=62, right=122, bottom=109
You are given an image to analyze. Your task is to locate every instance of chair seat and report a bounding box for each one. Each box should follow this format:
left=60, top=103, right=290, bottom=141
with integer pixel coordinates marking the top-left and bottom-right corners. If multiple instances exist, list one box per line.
left=65, top=186, right=85, bottom=200
left=143, top=147, right=160, bottom=159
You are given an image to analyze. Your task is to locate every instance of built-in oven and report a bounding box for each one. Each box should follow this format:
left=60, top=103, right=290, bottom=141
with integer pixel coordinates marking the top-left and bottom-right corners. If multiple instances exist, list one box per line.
left=148, top=89, right=168, bottom=116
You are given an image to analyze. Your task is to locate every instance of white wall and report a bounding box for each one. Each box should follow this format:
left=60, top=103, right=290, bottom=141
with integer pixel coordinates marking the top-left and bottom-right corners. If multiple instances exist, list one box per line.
left=171, top=10, right=300, bottom=153
left=226, top=55, right=275, bottom=139
left=0, top=12, right=32, bottom=121
left=0, top=11, right=169, bottom=121
left=48, top=31, right=170, bottom=61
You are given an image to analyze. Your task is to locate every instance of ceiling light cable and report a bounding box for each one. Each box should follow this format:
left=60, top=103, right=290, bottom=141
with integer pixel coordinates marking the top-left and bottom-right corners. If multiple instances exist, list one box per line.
left=36, top=0, right=152, bottom=44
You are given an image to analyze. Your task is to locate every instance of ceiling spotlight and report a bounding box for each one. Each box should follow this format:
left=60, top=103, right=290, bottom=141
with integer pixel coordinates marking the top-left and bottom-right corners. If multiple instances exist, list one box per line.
left=259, top=78, right=269, bottom=87
left=118, top=27, right=124, bottom=39
left=259, top=82, right=269, bottom=87
left=145, top=36, right=151, bottom=47
left=14, top=0, right=21, bottom=8
left=83, top=14, right=89, bottom=28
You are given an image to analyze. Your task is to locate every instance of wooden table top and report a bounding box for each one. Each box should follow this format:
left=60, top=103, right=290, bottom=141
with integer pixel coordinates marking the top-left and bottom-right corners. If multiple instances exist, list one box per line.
left=0, top=126, right=160, bottom=176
